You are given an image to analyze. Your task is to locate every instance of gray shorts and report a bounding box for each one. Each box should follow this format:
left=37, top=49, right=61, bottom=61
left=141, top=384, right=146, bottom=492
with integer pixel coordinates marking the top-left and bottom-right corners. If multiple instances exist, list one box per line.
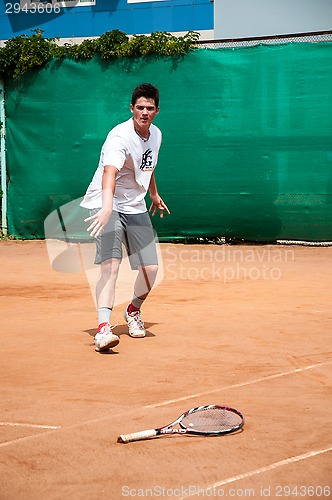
left=90, top=209, right=158, bottom=270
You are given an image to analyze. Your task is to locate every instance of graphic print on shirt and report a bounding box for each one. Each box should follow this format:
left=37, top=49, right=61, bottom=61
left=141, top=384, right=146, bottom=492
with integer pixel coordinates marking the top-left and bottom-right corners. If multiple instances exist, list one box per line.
left=139, top=149, right=154, bottom=171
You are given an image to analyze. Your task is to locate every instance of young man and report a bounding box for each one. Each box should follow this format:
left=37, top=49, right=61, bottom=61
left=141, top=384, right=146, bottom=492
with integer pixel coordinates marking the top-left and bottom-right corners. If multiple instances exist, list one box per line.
left=80, top=83, right=170, bottom=352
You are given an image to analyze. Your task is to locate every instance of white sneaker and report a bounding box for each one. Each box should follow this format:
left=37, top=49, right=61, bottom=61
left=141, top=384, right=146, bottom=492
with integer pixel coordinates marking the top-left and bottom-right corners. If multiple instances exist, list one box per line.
left=94, top=323, right=120, bottom=352
left=124, top=308, right=146, bottom=338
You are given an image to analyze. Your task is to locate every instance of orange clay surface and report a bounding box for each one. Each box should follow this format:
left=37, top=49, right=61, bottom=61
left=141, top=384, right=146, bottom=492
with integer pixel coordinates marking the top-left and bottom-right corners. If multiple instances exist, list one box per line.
left=0, top=240, right=331, bottom=500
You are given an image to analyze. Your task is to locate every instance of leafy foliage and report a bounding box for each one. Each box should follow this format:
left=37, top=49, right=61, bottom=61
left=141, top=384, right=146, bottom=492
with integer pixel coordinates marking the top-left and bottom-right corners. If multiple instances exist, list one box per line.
left=0, top=29, right=200, bottom=79
left=0, top=29, right=56, bottom=79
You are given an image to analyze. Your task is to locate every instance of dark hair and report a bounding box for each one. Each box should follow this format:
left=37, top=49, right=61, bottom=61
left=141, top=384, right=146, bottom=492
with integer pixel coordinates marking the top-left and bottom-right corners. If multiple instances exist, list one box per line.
left=132, top=83, right=160, bottom=108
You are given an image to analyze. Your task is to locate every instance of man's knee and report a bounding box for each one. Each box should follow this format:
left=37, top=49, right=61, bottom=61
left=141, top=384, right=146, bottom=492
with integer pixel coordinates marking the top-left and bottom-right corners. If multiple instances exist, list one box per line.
left=101, top=258, right=120, bottom=277
left=141, top=264, right=158, bottom=280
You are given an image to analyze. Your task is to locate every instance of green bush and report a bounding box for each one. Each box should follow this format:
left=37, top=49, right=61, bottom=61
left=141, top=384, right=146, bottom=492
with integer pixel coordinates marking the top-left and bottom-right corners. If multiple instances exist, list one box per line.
left=0, top=29, right=200, bottom=79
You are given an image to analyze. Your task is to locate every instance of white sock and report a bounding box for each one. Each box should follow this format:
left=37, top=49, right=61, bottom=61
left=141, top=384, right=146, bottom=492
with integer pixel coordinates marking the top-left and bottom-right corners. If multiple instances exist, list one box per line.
left=98, top=307, right=112, bottom=326
left=131, top=295, right=146, bottom=309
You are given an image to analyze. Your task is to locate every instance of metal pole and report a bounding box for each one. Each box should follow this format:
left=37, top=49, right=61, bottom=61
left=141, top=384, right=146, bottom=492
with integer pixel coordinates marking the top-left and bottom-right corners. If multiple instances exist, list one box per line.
left=0, top=80, right=7, bottom=236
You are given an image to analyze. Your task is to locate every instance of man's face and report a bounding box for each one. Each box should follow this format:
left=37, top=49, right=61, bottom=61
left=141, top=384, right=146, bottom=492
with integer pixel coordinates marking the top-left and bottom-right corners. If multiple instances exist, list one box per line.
left=130, top=97, right=159, bottom=131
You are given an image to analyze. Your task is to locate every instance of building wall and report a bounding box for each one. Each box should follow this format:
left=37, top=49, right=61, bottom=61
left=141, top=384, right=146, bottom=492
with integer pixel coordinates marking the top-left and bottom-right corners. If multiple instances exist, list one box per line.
left=0, top=0, right=214, bottom=42
left=214, top=0, right=332, bottom=39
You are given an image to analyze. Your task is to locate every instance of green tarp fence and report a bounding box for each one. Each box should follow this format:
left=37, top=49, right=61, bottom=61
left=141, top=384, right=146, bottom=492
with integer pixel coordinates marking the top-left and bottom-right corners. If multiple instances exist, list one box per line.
left=4, top=43, right=332, bottom=241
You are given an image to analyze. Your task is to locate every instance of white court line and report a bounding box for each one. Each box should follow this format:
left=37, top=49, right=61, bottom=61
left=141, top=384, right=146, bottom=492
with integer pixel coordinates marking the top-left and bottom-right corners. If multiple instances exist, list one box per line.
left=0, top=431, right=59, bottom=449
left=179, top=446, right=332, bottom=499
left=146, top=360, right=332, bottom=408
left=0, top=426, right=61, bottom=449
left=0, top=422, right=60, bottom=430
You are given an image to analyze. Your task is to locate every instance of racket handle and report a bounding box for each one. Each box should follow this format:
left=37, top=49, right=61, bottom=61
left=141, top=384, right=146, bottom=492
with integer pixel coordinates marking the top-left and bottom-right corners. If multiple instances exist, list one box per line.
left=118, top=428, right=158, bottom=443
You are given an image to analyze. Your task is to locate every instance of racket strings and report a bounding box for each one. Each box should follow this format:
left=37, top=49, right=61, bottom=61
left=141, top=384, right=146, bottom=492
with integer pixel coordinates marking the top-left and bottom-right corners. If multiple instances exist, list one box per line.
left=181, top=408, right=243, bottom=432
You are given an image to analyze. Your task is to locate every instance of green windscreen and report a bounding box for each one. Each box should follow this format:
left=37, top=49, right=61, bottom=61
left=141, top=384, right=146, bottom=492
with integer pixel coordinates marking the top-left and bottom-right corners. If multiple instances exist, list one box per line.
left=4, top=43, right=332, bottom=241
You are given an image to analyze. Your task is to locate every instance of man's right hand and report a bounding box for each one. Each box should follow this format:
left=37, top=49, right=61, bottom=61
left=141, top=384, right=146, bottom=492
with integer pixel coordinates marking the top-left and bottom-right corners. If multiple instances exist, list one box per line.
left=84, top=209, right=112, bottom=238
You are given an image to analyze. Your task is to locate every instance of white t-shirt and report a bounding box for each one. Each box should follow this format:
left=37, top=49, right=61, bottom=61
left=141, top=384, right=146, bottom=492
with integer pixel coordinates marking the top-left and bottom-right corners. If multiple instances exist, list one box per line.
left=80, top=118, right=162, bottom=214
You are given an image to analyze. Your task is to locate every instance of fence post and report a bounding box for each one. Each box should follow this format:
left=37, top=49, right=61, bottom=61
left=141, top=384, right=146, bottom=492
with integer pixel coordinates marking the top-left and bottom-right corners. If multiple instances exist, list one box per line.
left=0, top=80, right=7, bottom=237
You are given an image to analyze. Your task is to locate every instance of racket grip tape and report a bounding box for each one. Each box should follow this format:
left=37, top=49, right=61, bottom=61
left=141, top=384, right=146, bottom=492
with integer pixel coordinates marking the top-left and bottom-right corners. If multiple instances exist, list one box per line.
left=118, top=428, right=158, bottom=443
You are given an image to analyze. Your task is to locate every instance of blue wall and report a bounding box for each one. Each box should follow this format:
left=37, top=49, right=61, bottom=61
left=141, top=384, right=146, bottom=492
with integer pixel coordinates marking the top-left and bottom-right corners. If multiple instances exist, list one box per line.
left=1, top=0, right=213, bottom=40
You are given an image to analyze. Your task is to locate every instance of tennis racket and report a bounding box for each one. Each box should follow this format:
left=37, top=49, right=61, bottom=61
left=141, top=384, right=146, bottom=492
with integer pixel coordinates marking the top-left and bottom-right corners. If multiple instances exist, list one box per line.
left=117, top=404, right=244, bottom=443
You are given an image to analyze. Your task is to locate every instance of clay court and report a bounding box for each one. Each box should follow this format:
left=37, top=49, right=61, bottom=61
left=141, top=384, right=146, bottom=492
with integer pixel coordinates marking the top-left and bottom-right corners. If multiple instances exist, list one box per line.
left=0, top=240, right=331, bottom=499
